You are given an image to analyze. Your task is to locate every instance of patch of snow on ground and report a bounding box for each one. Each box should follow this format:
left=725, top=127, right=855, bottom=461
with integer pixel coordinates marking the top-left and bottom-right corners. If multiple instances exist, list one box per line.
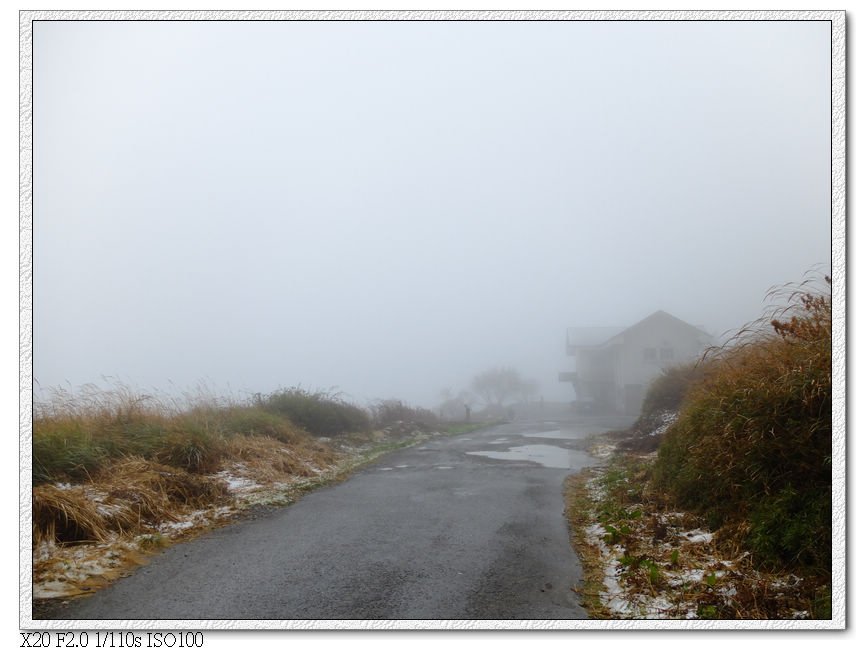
left=158, top=507, right=233, bottom=534
left=650, top=411, right=678, bottom=436
left=585, top=521, right=680, bottom=618
left=216, top=470, right=261, bottom=493
left=772, top=574, right=803, bottom=588
left=669, top=568, right=706, bottom=586
left=161, top=519, right=195, bottom=531
left=681, top=529, right=714, bottom=544
left=590, top=443, right=618, bottom=459
left=33, top=537, right=141, bottom=600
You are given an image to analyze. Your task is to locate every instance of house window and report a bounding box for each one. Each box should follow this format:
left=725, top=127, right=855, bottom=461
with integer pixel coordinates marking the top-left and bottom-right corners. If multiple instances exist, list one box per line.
left=643, top=347, right=657, bottom=361
left=660, top=347, right=674, bottom=360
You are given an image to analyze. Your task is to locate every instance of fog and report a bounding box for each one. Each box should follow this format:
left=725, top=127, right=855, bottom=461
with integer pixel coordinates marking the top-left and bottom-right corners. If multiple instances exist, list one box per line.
left=32, top=19, right=831, bottom=408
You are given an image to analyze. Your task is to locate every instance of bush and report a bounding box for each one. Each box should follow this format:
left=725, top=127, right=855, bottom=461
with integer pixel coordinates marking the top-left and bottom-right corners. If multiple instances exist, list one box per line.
left=260, top=388, right=371, bottom=436
left=652, top=277, right=831, bottom=571
left=370, top=399, right=439, bottom=428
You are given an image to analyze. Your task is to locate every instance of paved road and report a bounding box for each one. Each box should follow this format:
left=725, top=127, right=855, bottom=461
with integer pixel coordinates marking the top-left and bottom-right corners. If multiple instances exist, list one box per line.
left=41, top=416, right=632, bottom=621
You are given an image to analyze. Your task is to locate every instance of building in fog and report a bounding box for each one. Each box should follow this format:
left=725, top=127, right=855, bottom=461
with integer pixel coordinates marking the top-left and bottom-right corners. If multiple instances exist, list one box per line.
left=558, top=310, right=713, bottom=415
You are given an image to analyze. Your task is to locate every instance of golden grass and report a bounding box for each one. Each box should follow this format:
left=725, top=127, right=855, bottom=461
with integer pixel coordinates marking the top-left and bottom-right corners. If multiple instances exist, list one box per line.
left=101, top=457, right=229, bottom=521
left=33, top=485, right=131, bottom=547
left=225, top=435, right=340, bottom=481
left=653, top=276, right=831, bottom=571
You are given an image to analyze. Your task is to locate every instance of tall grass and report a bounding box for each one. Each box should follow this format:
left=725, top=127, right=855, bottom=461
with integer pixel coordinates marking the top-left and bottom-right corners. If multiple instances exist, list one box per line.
left=32, top=384, right=350, bottom=485
left=370, top=399, right=439, bottom=429
left=652, top=276, right=831, bottom=572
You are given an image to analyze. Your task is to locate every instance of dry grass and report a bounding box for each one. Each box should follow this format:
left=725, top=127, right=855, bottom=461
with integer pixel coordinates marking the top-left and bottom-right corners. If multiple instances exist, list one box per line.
left=101, top=457, right=228, bottom=520
left=225, top=434, right=340, bottom=480
left=653, top=275, right=831, bottom=572
left=33, top=485, right=126, bottom=547
left=33, top=457, right=231, bottom=548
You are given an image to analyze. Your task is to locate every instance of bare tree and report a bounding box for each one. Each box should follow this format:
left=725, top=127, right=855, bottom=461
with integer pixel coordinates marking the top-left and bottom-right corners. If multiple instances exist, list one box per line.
left=470, top=367, right=535, bottom=407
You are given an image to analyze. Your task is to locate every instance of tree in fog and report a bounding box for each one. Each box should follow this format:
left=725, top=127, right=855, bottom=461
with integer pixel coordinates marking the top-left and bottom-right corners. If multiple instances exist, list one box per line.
left=470, top=367, right=536, bottom=407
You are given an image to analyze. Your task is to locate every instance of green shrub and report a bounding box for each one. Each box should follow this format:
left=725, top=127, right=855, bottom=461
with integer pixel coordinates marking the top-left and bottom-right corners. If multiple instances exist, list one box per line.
left=261, top=388, right=371, bottom=436
left=652, top=277, right=831, bottom=571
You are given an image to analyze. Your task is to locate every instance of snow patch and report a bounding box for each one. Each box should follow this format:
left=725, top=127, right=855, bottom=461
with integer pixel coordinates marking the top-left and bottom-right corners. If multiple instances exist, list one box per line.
left=649, top=411, right=678, bottom=436
left=681, top=529, right=714, bottom=544
left=216, top=470, right=262, bottom=493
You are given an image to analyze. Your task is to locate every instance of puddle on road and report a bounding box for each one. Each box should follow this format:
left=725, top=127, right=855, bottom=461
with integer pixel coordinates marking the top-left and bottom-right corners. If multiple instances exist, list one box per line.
left=522, top=430, right=575, bottom=441
left=466, top=444, right=590, bottom=469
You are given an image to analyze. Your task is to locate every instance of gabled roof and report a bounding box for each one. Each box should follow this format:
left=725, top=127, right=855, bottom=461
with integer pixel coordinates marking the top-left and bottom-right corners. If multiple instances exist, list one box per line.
left=610, top=310, right=712, bottom=343
left=566, top=326, right=624, bottom=348
left=567, top=310, right=712, bottom=352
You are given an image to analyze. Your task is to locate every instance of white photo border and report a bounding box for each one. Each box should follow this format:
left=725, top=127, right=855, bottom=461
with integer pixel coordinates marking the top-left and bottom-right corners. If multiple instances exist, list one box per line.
left=19, top=8, right=847, bottom=631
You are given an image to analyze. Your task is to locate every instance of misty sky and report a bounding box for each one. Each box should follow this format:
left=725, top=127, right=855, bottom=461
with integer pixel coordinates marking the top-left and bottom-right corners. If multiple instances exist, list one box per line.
left=32, top=19, right=832, bottom=407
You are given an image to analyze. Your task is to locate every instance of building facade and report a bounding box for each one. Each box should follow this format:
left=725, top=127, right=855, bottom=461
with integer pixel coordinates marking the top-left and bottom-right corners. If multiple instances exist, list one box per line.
left=559, top=310, right=713, bottom=415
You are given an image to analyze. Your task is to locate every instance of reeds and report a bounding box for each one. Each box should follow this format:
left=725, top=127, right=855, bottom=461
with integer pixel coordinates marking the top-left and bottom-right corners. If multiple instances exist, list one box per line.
left=652, top=275, right=832, bottom=572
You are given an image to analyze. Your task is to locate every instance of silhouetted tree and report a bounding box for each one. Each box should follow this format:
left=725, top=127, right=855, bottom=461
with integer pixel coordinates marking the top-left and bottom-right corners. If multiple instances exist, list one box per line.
left=470, top=367, right=535, bottom=407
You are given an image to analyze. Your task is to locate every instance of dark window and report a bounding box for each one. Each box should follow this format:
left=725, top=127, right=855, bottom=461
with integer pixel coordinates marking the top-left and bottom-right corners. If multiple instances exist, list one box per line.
left=643, top=347, right=657, bottom=361
left=660, top=347, right=674, bottom=360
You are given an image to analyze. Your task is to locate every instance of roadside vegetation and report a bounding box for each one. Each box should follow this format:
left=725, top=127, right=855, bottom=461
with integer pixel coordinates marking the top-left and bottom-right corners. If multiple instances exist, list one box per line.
left=568, top=275, right=833, bottom=619
left=31, top=385, right=483, bottom=601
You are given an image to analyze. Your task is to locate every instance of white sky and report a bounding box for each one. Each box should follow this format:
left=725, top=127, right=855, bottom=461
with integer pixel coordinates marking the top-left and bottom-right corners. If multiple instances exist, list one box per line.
left=32, top=18, right=832, bottom=407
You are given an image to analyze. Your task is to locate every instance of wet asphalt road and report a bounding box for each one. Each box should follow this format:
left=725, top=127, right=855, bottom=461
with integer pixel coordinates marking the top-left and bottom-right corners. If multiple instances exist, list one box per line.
left=40, top=416, right=632, bottom=621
